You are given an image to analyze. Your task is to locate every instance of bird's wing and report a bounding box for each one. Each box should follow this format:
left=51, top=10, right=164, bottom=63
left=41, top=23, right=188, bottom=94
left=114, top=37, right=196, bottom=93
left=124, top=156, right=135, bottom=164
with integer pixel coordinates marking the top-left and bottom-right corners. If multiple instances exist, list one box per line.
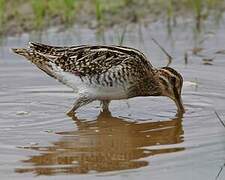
left=29, top=42, right=153, bottom=77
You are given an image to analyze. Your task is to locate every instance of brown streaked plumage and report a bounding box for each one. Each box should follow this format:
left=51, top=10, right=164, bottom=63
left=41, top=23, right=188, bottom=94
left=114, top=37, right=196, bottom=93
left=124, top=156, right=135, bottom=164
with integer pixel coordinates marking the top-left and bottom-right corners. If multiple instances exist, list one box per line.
left=12, top=42, right=185, bottom=115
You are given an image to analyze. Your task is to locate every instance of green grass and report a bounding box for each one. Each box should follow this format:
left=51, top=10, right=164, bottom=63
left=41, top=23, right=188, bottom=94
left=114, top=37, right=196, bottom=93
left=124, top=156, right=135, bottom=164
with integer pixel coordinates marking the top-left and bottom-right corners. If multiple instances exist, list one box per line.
left=191, top=0, right=202, bottom=17
left=0, top=0, right=5, bottom=28
left=63, top=0, right=76, bottom=24
left=31, top=0, right=46, bottom=28
left=31, top=0, right=77, bottom=28
left=0, top=0, right=225, bottom=35
left=162, top=0, right=223, bottom=30
left=167, top=0, right=174, bottom=20
left=166, top=0, right=176, bottom=31
left=95, top=0, right=103, bottom=23
left=190, top=0, right=202, bottom=29
left=47, top=0, right=62, bottom=15
left=187, top=0, right=224, bottom=29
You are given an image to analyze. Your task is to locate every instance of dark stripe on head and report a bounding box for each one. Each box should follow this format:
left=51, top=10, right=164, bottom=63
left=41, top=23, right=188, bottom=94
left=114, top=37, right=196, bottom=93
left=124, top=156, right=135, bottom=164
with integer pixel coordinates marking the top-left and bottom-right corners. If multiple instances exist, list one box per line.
left=171, top=76, right=176, bottom=86
left=162, top=67, right=183, bottom=83
left=159, top=76, right=169, bottom=88
left=161, top=67, right=183, bottom=93
left=173, top=83, right=180, bottom=100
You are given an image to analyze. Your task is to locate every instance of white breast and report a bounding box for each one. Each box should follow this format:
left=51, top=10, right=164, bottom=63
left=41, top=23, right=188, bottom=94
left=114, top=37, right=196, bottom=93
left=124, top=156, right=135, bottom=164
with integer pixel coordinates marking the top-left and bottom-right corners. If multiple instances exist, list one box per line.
left=51, top=64, right=129, bottom=100
left=83, top=86, right=128, bottom=100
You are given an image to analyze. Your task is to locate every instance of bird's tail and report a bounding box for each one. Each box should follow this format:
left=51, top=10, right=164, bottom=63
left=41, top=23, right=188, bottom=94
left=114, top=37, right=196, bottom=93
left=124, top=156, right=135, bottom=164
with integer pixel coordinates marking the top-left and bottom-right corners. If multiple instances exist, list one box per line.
left=12, top=48, right=31, bottom=59
left=12, top=47, right=55, bottom=78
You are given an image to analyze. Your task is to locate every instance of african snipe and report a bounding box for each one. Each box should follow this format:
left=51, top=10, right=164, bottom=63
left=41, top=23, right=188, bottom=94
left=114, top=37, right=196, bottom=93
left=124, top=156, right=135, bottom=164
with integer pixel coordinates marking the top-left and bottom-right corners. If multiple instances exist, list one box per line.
left=12, top=42, right=185, bottom=115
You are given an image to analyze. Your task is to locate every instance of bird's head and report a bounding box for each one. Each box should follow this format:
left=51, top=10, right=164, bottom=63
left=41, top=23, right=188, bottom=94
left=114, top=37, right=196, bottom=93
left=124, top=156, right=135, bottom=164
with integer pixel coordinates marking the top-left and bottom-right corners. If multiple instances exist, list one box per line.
left=158, top=67, right=185, bottom=115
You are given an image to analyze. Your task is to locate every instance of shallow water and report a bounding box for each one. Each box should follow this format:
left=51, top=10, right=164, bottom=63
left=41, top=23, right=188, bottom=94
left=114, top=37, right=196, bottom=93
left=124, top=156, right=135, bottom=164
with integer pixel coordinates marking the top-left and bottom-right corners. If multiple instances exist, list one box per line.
left=0, top=18, right=225, bottom=180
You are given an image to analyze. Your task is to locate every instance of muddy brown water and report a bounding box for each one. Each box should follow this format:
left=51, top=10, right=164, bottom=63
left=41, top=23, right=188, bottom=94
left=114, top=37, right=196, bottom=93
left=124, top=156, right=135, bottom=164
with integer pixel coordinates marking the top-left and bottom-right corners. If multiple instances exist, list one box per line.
left=0, top=19, right=225, bottom=180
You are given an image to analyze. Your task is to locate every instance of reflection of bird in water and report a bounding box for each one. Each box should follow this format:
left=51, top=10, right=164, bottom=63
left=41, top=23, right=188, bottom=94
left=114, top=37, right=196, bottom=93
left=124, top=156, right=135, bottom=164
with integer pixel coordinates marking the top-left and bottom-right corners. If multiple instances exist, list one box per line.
left=12, top=42, right=185, bottom=115
left=16, top=110, right=184, bottom=175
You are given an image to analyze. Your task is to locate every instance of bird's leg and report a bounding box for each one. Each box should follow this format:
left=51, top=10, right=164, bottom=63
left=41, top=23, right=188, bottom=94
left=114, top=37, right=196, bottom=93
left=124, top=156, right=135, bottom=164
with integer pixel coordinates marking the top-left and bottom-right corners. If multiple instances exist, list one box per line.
left=67, top=95, right=94, bottom=116
left=100, top=100, right=110, bottom=112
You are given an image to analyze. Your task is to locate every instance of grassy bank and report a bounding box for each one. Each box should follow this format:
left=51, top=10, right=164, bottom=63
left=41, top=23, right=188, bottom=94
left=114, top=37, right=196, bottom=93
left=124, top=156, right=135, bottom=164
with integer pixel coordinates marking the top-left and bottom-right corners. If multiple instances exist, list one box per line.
left=0, top=0, right=224, bottom=36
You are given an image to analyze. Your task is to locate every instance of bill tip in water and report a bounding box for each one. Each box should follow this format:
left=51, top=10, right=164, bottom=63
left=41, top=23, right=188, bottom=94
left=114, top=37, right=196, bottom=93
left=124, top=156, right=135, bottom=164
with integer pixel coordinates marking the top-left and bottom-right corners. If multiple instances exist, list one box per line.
left=176, top=108, right=185, bottom=118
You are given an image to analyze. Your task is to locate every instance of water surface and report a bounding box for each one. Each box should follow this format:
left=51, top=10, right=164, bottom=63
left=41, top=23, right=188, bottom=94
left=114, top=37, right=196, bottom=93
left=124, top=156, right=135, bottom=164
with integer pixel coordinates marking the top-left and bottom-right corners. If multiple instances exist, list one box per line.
left=0, top=18, right=225, bottom=180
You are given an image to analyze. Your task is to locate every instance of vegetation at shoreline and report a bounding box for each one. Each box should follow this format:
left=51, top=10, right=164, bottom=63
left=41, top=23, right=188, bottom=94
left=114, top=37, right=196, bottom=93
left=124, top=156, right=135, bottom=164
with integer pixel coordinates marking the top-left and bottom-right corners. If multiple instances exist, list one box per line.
left=0, top=0, right=224, bottom=36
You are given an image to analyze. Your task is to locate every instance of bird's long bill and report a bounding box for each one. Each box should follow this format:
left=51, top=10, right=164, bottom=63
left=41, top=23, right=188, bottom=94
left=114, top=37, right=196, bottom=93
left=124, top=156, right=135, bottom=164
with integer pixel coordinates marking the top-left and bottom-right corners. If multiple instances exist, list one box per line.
left=173, top=89, right=185, bottom=115
left=175, top=96, right=185, bottom=114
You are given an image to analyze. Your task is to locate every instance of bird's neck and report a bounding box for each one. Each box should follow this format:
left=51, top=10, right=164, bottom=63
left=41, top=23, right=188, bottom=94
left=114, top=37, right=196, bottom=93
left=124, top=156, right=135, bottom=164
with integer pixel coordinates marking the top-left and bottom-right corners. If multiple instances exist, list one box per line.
left=135, top=70, right=163, bottom=97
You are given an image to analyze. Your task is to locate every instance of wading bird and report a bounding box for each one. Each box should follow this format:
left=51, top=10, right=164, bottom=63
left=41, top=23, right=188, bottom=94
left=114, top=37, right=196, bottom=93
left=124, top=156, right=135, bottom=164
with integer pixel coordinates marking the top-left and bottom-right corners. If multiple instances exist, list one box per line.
left=12, top=42, right=185, bottom=115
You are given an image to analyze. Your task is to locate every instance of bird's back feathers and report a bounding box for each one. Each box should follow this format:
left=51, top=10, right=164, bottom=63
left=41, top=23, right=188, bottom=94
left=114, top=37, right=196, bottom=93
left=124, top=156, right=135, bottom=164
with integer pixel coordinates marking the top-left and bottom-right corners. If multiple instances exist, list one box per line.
left=12, top=42, right=160, bottom=98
